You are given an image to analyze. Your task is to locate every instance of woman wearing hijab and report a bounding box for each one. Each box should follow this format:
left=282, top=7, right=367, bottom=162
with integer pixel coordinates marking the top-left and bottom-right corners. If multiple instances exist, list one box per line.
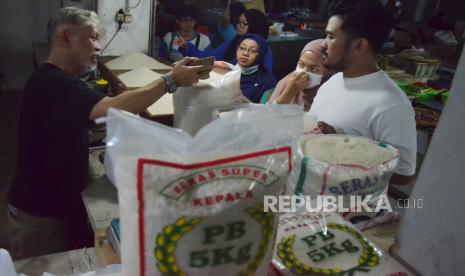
left=266, top=39, right=329, bottom=111
left=178, top=9, right=273, bottom=71
left=234, top=34, right=276, bottom=103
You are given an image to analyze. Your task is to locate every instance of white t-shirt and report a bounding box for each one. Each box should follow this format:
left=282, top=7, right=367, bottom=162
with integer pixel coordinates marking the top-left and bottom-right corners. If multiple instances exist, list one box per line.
left=310, top=71, right=417, bottom=176
left=163, top=32, right=211, bottom=62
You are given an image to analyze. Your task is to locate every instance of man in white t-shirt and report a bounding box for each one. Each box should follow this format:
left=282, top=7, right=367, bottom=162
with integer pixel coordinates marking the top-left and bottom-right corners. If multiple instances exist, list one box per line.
left=310, top=0, right=417, bottom=185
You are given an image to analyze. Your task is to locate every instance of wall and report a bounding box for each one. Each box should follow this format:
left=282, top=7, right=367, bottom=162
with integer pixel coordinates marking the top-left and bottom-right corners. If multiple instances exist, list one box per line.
left=0, top=0, right=154, bottom=89
left=438, top=0, right=465, bottom=21
left=97, top=0, right=153, bottom=56
left=0, top=0, right=61, bottom=89
left=395, top=47, right=465, bottom=275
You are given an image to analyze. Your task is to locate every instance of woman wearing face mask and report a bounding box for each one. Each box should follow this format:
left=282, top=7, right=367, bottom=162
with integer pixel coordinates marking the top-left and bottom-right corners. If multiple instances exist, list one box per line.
left=267, top=39, right=328, bottom=111
left=234, top=34, right=276, bottom=103
left=178, top=9, right=273, bottom=71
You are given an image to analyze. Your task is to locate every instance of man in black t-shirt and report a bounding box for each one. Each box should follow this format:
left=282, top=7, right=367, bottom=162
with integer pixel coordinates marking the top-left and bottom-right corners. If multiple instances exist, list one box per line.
left=7, top=7, right=211, bottom=259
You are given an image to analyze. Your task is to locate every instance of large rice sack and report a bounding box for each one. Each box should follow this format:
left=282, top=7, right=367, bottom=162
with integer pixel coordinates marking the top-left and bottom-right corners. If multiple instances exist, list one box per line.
left=287, top=135, right=399, bottom=206
left=217, top=105, right=318, bottom=135
left=173, top=70, right=244, bottom=135
left=105, top=105, right=304, bottom=275
left=269, top=211, right=412, bottom=276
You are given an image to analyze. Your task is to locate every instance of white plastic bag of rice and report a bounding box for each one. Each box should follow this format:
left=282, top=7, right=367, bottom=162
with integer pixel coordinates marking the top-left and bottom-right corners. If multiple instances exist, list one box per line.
left=269, top=211, right=412, bottom=276
left=105, top=105, right=304, bottom=276
left=286, top=135, right=399, bottom=222
left=173, top=70, right=244, bottom=135
left=217, top=105, right=318, bottom=135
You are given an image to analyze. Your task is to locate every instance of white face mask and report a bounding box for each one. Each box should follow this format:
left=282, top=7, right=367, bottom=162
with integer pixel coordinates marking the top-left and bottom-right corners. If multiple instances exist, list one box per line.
left=295, top=66, right=323, bottom=89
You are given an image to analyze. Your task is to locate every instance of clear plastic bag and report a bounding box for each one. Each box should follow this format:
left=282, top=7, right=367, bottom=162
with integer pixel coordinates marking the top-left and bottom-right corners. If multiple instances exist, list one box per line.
left=0, top=249, right=24, bottom=276
left=302, top=113, right=319, bottom=136
left=173, top=70, right=244, bottom=135
left=269, top=211, right=412, bottom=275
left=104, top=105, right=304, bottom=276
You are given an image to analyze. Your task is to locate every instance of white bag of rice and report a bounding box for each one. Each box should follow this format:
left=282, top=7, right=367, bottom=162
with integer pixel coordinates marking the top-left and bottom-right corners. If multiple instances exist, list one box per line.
left=287, top=135, right=399, bottom=202
left=269, top=211, right=412, bottom=276
left=105, top=105, right=304, bottom=276
left=217, top=106, right=318, bottom=135
left=173, top=70, right=244, bottom=135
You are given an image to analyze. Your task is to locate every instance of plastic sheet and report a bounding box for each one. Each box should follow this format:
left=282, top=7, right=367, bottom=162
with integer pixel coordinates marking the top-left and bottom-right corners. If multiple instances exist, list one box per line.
left=269, top=211, right=412, bottom=275
left=104, top=105, right=304, bottom=275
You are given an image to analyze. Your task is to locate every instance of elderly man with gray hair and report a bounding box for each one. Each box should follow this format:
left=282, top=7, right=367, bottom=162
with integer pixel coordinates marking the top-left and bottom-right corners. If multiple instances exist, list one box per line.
left=7, top=7, right=211, bottom=259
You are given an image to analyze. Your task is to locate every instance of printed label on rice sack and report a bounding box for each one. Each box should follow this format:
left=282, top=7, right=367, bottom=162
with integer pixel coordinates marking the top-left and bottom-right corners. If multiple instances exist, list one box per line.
left=135, top=148, right=292, bottom=276
left=290, top=136, right=399, bottom=205
left=270, top=212, right=412, bottom=276
left=294, top=157, right=393, bottom=198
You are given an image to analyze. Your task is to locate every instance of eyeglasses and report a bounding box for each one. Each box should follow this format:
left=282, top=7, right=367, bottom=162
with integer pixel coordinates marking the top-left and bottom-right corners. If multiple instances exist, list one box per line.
left=238, top=46, right=259, bottom=55
left=237, top=21, right=249, bottom=28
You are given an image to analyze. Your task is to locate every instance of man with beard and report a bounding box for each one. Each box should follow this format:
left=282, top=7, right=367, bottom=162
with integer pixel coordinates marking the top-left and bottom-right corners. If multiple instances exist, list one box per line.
left=310, top=0, right=416, bottom=185
left=7, top=7, right=211, bottom=259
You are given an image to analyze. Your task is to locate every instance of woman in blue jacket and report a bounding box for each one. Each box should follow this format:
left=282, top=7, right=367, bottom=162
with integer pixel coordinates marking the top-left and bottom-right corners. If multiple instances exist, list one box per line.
left=233, top=34, right=276, bottom=103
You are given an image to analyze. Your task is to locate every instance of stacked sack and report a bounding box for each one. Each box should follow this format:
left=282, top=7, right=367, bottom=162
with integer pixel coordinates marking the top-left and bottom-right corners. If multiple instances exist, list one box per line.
left=270, top=211, right=411, bottom=276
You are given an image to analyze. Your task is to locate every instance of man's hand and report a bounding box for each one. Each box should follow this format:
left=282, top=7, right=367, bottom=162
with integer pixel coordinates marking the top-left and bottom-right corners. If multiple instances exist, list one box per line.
left=317, top=121, right=337, bottom=134
left=170, top=57, right=213, bottom=86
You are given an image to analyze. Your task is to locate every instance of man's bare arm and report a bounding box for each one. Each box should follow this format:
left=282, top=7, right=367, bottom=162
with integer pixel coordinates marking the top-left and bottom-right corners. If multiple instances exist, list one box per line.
left=89, top=57, right=211, bottom=120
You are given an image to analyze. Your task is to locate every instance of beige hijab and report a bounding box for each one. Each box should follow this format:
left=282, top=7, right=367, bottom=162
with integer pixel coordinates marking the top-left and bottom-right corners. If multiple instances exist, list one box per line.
left=268, top=39, right=325, bottom=111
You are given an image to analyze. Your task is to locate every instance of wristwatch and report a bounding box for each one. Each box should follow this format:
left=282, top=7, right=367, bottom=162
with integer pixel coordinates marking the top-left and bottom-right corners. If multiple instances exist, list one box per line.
left=161, top=74, right=178, bottom=94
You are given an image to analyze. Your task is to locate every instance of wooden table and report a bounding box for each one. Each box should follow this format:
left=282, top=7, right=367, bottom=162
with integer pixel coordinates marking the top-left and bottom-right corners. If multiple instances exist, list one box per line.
left=81, top=175, right=122, bottom=268
left=14, top=247, right=97, bottom=275
left=82, top=175, right=118, bottom=233
left=98, top=55, right=174, bottom=125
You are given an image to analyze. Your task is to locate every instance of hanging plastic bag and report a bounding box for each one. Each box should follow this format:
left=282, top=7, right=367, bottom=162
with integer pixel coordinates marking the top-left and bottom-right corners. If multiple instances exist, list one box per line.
left=269, top=211, right=412, bottom=275
left=105, top=105, right=304, bottom=275
left=173, top=70, right=244, bottom=135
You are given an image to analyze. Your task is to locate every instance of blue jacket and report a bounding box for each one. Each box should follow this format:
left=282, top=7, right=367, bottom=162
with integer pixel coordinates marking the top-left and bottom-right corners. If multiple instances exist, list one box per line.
left=236, top=34, right=277, bottom=103
left=179, top=35, right=273, bottom=71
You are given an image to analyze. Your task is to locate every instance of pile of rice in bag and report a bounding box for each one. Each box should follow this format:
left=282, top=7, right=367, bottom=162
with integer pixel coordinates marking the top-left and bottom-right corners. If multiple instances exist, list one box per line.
left=173, top=70, right=244, bottom=135
left=105, top=105, right=304, bottom=275
left=287, top=135, right=399, bottom=220
left=269, top=211, right=412, bottom=276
